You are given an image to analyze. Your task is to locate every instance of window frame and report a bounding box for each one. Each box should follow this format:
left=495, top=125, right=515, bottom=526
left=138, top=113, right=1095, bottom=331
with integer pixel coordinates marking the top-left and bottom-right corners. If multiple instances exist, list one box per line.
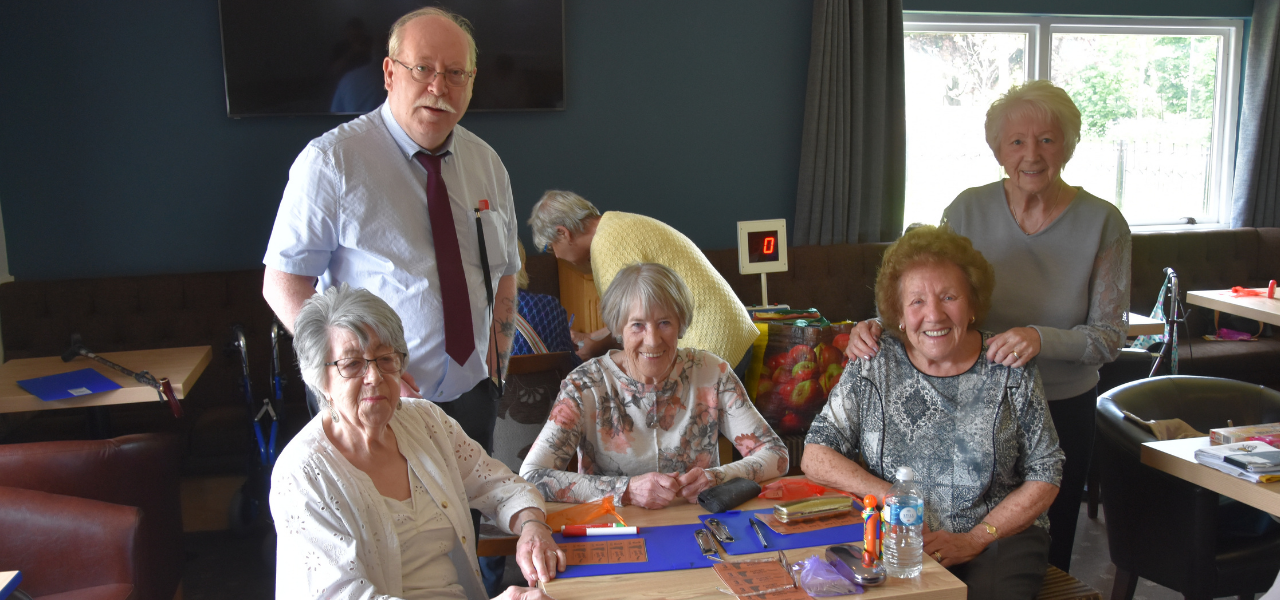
left=903, top=13, right=1244, bottom=230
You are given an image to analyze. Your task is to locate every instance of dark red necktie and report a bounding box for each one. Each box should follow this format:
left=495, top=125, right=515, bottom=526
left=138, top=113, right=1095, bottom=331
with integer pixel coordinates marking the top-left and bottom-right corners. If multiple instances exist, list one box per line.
left=414, top=152, right=474, bottom=366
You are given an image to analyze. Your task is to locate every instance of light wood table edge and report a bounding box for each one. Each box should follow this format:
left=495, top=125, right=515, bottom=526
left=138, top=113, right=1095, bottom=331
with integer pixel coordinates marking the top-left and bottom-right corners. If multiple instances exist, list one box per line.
left=541, top=543, right=963, bottom=600
left=1141, top=437, right=1280, bottom=516
left=1185, top=290, right=1280, bottom=328
left=0, top=346, right=213, bottom=414
left=1126, top=312, right=1164, bottom=337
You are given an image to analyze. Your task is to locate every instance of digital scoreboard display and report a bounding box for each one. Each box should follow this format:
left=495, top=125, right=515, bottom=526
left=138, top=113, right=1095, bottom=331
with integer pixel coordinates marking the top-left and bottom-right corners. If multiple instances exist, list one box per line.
left=747, top=230, right=780, bottom=263
left=737, top=219, right=788, bottom=277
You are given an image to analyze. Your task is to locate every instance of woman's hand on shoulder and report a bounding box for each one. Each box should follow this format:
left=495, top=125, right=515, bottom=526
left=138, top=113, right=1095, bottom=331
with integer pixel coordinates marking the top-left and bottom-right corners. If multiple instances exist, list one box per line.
left=675, top=467, right=714, bottom=504
left=921, top=528, right=988, bottom=568
left=493, top=585, right=555, bottom=600
left=985, top=327, right=1041, bottom=368
left=514, top=517, right=566, bottom=585
left=622, top=472, right=680, bottom=509
left=844, top=320, right=883, bottom=361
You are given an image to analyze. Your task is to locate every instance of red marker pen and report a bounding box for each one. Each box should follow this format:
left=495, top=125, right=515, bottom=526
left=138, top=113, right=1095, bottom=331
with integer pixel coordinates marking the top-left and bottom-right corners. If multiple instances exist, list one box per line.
left=561, top=524, right=639, bottom=537
left=1269, top=280, right=1276, bottom=299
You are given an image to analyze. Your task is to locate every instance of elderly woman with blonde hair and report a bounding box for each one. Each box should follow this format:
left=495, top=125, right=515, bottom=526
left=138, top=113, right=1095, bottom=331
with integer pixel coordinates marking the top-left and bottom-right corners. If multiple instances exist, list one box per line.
left=805, top=225, right=1064, bottom=600
left=520, top=263, right=788, bottom=509
left=844, top=80, right=1129, bottom=570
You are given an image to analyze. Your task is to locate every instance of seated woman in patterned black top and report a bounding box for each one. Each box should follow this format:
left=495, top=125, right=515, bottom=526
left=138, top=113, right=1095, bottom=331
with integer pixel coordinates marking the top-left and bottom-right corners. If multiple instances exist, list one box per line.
left=801, top=225, right=1064, bottom=600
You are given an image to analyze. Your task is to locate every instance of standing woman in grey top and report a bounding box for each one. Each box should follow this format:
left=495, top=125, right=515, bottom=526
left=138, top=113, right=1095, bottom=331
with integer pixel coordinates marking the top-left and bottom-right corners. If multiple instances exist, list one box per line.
left=845, top=80, right=1130, bottom=572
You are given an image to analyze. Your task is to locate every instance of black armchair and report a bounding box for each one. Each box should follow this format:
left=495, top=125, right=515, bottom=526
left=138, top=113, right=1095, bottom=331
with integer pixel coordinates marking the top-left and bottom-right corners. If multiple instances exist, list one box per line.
left=1096, top=375, right=1280, bottom=600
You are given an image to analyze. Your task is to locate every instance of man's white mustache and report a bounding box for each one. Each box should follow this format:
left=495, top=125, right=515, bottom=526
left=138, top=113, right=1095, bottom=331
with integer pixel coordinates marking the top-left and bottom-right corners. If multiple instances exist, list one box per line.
left=417, top=95, right=456, bottom=113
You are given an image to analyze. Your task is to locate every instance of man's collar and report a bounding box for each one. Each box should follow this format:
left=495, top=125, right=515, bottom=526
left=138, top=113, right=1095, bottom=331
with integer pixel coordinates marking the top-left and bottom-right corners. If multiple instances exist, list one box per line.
left=381, top=102, right=454, bottom=159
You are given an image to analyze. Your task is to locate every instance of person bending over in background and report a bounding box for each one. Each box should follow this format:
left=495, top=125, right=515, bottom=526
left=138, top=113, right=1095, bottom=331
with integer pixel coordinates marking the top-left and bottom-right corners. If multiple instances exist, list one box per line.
left=527, top=190, right=759, bottom=381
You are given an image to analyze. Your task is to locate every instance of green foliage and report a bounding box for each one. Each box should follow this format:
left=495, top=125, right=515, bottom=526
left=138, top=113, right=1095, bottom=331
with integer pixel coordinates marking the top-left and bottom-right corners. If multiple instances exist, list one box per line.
left=1064, top=65, right=1134, bottom=137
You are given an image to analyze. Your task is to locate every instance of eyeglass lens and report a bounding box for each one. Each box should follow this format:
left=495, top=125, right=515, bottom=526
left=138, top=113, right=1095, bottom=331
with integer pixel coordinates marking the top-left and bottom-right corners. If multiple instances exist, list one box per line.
left=400, top=60, right=469, bottom=86
left=334, top=353, right=403, bottom=378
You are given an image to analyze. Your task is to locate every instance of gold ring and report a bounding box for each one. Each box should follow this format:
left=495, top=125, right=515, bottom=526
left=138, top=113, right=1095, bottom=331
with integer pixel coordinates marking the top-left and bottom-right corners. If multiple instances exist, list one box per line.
left=1012, top=351, right=1020, bottom=360
left=933, top=551, right=942, bottom=561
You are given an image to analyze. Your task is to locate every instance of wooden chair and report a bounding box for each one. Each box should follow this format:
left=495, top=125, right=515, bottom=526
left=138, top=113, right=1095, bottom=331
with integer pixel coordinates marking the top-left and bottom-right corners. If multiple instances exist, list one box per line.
left=1037, top=565, right=1102, bottom=600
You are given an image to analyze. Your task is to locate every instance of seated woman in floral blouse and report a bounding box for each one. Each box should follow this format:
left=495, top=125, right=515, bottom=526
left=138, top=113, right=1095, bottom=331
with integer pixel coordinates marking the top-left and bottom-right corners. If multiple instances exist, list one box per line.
left=520, top=263, right=788, bottom=509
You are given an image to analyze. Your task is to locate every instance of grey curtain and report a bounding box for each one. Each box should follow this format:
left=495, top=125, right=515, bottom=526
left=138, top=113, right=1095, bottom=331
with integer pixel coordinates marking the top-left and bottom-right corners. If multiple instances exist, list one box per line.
left=793, top=0, right=905, bottom=245
left=1232, top=0, right=1280, bottom=228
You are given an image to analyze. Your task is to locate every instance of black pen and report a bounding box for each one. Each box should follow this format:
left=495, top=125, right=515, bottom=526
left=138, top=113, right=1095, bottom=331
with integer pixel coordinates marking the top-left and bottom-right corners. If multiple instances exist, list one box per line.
left=750, top=517, right=769, bottom=548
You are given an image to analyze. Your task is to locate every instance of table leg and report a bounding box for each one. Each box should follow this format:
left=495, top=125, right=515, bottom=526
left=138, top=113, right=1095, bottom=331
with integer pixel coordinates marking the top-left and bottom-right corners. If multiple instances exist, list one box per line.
left=86, top=406, right=111, bottom=439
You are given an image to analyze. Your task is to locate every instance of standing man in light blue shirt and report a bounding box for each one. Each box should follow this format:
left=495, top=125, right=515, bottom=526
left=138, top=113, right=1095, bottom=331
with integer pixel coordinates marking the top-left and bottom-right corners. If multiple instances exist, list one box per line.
left=262, top=7, right=518, bottom=457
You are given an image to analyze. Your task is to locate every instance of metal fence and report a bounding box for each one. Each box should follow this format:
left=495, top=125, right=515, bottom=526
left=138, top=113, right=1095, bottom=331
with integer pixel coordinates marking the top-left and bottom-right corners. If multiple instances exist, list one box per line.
left=1066, top=139, right=1210, bottom=223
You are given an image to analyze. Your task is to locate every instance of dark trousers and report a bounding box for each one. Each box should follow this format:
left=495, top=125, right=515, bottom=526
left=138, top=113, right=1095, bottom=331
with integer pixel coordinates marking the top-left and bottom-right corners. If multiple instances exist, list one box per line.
left=949, top=526, right=1050, bottom=600
left=1045, top=388, right=1097, bottom=572
left=439, top=379, right=502, bottom=590
left=437, top=378, right=499, bottom=454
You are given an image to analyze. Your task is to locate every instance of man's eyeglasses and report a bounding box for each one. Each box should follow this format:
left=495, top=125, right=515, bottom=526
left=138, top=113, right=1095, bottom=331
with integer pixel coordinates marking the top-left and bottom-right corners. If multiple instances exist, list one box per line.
left=325, top=352, right=406, bottom=379
left=392, top=59, right=474, bottom=86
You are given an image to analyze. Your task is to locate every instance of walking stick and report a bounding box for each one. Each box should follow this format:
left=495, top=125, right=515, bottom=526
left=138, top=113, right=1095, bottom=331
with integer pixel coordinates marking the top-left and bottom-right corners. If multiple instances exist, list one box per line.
left=61, top=334, right=184, bottom=418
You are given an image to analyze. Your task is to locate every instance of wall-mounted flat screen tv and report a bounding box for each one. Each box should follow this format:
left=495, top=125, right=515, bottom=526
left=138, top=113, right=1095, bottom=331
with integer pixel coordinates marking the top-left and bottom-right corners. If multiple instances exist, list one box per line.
left=218, top=0, right=564, bottom=117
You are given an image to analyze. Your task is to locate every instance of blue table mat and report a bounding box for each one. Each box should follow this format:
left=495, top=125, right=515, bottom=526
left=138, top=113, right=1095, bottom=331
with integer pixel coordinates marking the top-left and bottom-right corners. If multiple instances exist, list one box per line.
left=553, top=509, right=865, bottom=578
left=554, top=522, right=720, bottom=579
left=698, top=509, right=864, bottom=555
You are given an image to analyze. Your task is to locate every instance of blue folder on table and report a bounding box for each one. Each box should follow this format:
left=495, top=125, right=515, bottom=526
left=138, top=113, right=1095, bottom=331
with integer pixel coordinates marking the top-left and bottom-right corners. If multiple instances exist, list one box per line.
left=17, top=368, right=121, bottom=401
left=699, top=509, right=863, bottom=555
left=554, top=509, right=864, bottom=579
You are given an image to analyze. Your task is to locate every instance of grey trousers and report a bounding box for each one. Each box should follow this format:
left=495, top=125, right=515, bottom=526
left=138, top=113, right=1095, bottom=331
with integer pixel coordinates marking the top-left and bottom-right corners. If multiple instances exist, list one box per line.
left=947, top=525, right=1050, bottom=600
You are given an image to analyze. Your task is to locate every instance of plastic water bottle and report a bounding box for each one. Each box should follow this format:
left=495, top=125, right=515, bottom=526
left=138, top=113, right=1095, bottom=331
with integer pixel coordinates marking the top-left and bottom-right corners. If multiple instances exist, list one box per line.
left=882, top=465, right=924, bottom=578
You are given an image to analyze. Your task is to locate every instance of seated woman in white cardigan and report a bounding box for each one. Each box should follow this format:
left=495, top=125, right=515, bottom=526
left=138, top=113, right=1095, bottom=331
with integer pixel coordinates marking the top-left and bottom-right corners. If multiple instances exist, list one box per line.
left=270, top=284, right=564, bottom=600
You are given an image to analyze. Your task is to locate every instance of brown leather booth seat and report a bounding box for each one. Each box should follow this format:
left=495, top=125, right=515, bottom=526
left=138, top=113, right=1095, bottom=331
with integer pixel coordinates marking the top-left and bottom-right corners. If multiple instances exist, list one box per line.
left=533, top=228, right=1280, bottom=389
left=703, top=242, right=891, bottom=321
left=1128, top=228, right=1280, bottom=389
left=0, top=434, right=183, bottom=600
left=0, top=269, right=309, bottom=473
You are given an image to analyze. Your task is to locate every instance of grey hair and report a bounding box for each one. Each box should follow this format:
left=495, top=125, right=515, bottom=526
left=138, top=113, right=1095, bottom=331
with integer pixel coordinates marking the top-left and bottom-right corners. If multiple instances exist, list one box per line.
left=387, top=7, right=478, bottom=70
left=293, top=284, right=410, bottom=411
left=527, top=190, right=601, bottom=252
left=599, top=263, right=694, bottom=340
left=985, top=80, right=1083, bottom=165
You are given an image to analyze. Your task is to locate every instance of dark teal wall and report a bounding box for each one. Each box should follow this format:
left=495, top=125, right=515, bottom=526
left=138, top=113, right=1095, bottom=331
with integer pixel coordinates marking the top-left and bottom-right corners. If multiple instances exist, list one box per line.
left=0, top=0, right=1253, bottom=280
left=0, top=2, right=811, bottom=280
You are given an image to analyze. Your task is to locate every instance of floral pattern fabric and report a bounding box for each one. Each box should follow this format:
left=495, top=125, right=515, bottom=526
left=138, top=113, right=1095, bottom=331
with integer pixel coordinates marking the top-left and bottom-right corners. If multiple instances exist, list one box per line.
left=805, top=333, right=1064, bottom=533
left=520, top=348, right=789, bottom=505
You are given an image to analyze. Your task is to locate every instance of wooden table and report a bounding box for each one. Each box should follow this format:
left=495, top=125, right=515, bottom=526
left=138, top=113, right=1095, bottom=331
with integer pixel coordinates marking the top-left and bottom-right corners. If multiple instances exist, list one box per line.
left=539, top=495, right=966, bottom=600
left=1127, top=312, right=1164, bottom=337
left=1141, top=437, right=1280, bottom=516
left=0, top=346, right=212, bottom=414
left=1186, top=289, right=1280, bottom=327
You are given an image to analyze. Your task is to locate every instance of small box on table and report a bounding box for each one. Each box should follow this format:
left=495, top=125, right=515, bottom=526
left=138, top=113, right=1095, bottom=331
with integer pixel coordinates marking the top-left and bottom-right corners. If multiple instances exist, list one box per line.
left=1210, top=423, right=1280, bottom=445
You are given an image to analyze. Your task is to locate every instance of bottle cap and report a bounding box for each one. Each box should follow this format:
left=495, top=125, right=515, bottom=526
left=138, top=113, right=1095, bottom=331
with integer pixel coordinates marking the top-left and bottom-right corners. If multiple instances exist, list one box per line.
left=895, top=466, right=915, bottom=482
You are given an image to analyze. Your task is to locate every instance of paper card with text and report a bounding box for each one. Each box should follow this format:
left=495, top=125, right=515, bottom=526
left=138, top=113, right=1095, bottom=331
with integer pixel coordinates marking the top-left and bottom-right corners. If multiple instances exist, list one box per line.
left=561, top=539, right=647, bottom=565
left=711, top=559, right=798, bottom=596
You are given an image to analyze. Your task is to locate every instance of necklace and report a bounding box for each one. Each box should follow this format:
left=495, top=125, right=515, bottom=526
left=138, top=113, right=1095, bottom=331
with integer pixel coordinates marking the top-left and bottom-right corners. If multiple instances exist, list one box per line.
left=1014, top=181, right=1069, bottom=235
left=624, top=349, right=677, bottom=386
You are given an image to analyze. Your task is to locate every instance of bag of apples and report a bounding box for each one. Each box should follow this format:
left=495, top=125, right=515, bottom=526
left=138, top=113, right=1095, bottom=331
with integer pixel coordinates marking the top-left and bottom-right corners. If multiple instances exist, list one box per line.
left=748, top=322, right=852, bottom=436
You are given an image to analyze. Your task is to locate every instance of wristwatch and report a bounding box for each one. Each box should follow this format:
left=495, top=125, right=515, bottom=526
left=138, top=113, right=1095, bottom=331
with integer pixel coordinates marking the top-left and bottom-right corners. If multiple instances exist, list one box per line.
left=979, top=521, right=999, bottom=540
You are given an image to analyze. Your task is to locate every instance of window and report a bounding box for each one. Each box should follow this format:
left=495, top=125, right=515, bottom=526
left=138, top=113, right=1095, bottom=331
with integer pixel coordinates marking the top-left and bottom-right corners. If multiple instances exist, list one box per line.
left=903, top=14, right=1243, bottom=229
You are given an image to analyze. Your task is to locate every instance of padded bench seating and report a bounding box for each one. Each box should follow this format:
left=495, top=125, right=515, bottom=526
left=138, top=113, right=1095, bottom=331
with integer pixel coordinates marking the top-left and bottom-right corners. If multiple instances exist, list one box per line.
left=1, top=229, right=1274, bottom=472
